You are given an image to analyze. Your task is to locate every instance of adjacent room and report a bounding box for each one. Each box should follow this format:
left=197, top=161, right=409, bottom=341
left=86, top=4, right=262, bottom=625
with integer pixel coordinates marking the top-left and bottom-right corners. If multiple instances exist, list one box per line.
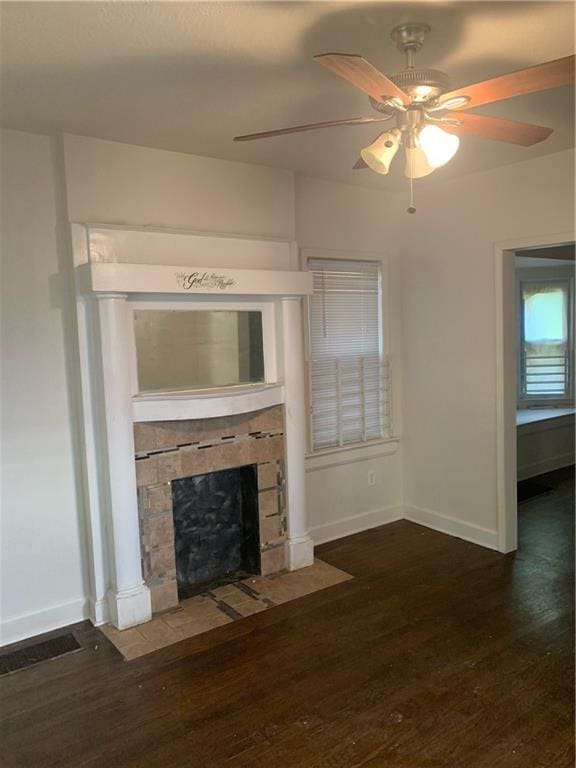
left=0, top=2, right=574, bottom=766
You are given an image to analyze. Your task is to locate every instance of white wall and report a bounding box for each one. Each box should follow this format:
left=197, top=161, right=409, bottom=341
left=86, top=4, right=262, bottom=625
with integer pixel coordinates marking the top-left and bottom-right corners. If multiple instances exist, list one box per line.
left=0, top=129, right=88, bottom=644
left=1, top=131, right=408, bottom=642
left=400, top=149, right=575, bottom=548
left=63, top=134, right=295, bottom=239
left=296, top=175, right=405, bottom=542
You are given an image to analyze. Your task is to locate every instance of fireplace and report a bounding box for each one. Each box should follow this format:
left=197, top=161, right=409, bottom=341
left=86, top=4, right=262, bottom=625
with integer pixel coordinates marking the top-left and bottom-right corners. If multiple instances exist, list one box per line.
left=135, top=406, right=288, bottom=613
left=73, top=224, right=314, bottom=630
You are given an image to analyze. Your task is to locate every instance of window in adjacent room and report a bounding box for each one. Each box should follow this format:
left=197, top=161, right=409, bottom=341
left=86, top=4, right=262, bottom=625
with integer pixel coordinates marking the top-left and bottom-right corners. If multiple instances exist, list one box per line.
left=518, top=278, right=574, bottom=404
left=306, top=257, right=391, bottom=452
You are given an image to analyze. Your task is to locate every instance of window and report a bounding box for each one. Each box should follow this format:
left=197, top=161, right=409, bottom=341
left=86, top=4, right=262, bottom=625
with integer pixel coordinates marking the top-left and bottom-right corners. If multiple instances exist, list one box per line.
left=307, top=257, right=391, bottom=452
left=518, top=278, right=574, bottom=404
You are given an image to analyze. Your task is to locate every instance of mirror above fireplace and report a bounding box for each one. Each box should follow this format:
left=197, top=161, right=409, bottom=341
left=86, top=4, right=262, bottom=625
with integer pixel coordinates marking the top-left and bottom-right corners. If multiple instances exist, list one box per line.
left=134, top=309, right=265, bottom=393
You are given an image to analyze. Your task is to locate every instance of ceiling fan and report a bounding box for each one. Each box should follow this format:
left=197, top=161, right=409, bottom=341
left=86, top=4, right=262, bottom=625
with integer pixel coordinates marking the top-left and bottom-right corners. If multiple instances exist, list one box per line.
left=234, top=23, right=575, bottom=212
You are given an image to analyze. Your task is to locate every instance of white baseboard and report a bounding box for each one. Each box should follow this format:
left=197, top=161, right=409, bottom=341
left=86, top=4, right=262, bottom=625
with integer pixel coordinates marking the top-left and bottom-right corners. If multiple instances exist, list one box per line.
left=517, top=452, right=574, bottom=481
left=0, top=503, right=505, bottom=647
left=403, top=505, right=499, bottom=551
left=310, top=505, right=403, bottom=546
left=89, top=597, right=109, bottom=627
left=0, top=597, right=89, bottom=648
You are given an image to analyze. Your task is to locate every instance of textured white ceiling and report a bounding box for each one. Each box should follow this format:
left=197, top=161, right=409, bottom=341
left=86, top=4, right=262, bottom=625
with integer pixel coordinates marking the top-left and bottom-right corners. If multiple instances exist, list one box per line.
left=1, top=1, right=574, bottom=190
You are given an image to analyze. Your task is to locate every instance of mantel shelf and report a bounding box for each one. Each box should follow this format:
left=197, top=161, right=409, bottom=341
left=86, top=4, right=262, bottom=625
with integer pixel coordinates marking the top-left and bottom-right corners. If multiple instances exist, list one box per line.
left=76, top=261, right=312, bottom=297
left=132, top=383, right=285, bottom=423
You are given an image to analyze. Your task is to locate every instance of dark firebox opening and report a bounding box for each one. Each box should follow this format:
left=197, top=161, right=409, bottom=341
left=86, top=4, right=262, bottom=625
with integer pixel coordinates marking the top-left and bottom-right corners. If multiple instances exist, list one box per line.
left=171, top=465, right=260, bottom=600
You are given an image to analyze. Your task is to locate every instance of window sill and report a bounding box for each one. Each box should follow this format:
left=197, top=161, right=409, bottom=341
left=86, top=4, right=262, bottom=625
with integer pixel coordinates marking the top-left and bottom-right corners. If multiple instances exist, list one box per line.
left=516, top=406, right=575, bottom=426
left=516, top=407, right=575, bottom=436
left=305, top=436, right=400, bottom=473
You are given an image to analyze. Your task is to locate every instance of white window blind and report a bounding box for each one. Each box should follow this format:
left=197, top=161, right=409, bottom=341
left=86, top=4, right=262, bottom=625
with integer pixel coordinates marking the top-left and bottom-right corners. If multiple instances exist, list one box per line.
left=307, top=257, right=391, bottom=451
left=519, top=278, right=574, bottom=402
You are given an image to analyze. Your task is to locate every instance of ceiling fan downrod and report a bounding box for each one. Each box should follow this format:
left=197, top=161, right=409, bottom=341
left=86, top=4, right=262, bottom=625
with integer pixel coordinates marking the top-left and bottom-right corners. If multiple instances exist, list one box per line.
left=390, top=22, right=431, bottom=70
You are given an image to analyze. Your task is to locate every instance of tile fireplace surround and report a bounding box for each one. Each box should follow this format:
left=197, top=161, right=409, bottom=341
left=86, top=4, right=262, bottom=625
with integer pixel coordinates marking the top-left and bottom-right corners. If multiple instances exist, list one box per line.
left=135, top=406, right=288, bottom=614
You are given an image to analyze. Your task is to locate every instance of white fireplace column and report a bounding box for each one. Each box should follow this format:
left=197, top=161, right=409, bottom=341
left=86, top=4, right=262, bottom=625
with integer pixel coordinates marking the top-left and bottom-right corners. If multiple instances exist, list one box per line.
left=281, top=297, right=314, bottom=570
left=96, top=293, right=152, bottom=629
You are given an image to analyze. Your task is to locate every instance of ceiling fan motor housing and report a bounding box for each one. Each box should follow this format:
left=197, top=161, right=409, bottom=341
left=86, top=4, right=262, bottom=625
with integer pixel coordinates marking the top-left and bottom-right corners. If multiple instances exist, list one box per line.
left=389, top=68, right=451, bottom=101
left=387, top=23, right=451, bottom=102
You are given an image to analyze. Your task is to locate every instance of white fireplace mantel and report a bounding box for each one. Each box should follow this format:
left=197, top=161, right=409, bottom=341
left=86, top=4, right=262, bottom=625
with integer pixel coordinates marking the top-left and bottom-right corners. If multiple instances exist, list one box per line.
left=76, top=261, right=312, bottom=297
left=132, top=383, right=285, bottom=423
left=73, top=224, right=315, bottom=631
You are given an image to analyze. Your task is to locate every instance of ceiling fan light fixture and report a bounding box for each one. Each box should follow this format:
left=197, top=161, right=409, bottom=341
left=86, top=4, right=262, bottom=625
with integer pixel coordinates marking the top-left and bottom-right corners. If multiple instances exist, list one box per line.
left=418, top=124, right=460, bottom=168
left=413, top=84, right=435, bottom=100
left=360, top=128, right=401, bottom=174
left=404, top=145, right=434, bottom=179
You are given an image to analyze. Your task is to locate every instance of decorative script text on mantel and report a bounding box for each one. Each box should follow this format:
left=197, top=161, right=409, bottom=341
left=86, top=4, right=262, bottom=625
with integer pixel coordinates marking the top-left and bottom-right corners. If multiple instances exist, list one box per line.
left=175, top=271, right=236, bottom=291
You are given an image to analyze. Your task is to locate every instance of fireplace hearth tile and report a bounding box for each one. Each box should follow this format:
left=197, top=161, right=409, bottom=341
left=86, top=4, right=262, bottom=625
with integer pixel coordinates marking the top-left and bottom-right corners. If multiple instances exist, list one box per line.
left=210, top=584, right=242, bottom=600
left=260, top=545, right=285, bottom=576
left=202, top=441, right=252, bottom=474
left=134, top=422, right=157, bottom=453
left=180, top=447, right=209, bottom=477
left=137, top=618, right=180, bottom=647
left=233, top=600, right=267, bottom=617
left=156, top=451, right=183, bottom=484
left=259, top=514, right=282, bottom=545
left=249, top=407, right=283, bottom=433
left=224, top=413, right=253, bottom=436
left=147, top=484, right=172, bottom=514
left=210, top=587, right=256, bottom=609
left=100, top=559, right=352, bottom=661
left=135, top=457, right=158, bottom=487
left=150, top=581, right=179, bottom=614
left=257, top=462, right=278, bottom=490
left=146, top=513, right=174, bottom=548
left=154, top=421, right=183, bottom=450
left=258, top=489, right=279, bottom=519
left=254, top=435, right=284, bottom=462
left=174, top=615, right=232, bottom=640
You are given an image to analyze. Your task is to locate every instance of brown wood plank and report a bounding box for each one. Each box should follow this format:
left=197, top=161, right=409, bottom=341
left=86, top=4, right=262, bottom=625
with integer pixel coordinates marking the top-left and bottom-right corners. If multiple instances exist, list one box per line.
left=1, top=467, right=573, bottom=768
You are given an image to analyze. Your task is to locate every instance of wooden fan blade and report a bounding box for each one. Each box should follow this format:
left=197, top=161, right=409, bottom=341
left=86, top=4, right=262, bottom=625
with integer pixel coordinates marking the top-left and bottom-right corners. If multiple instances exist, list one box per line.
left=443, top=111, right=553, bottom=146
left=353, top=157, right=368, bottom=170
left=439, top=55, right=575, bottom=110
left=234, top=115, right=393, bottom=142
left=314, top=53, right=410, bottom=105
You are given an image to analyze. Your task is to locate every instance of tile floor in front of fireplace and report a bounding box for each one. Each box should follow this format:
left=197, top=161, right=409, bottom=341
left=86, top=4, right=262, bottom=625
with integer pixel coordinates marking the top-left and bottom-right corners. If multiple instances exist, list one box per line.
left=101, top=559, right=352, bottom=660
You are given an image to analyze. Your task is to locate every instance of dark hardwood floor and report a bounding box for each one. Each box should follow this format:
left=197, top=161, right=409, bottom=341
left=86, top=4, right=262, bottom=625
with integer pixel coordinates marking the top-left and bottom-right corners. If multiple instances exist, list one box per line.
left=2, top=467, right=574, bottom=767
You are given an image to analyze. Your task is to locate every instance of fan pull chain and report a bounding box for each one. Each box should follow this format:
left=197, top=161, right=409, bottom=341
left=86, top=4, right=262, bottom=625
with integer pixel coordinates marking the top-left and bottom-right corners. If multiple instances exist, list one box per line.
left=407, top=149, right=416, bottom=214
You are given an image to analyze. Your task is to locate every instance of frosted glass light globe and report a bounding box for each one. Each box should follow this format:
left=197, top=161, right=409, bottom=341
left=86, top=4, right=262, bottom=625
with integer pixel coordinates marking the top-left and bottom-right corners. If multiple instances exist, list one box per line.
left=404, top=146, right=434, bottom=179
left=361, top=128, right=401, bottom=175
left=419, top=124, right=460, bottom=168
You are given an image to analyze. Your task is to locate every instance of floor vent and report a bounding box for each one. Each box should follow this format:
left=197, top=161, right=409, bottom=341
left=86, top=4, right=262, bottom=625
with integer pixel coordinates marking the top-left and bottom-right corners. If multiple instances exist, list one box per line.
left=0, top=633, right=82, bottom=676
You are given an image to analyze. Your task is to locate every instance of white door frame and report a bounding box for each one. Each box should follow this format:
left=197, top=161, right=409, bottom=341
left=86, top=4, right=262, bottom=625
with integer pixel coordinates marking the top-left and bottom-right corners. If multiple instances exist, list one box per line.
left=495, top=231, right=575, bottom=553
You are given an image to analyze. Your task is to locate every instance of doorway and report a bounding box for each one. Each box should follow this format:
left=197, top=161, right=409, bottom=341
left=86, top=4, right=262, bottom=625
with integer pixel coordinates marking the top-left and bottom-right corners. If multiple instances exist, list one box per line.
left=495, top=234, right=575, bottom=553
